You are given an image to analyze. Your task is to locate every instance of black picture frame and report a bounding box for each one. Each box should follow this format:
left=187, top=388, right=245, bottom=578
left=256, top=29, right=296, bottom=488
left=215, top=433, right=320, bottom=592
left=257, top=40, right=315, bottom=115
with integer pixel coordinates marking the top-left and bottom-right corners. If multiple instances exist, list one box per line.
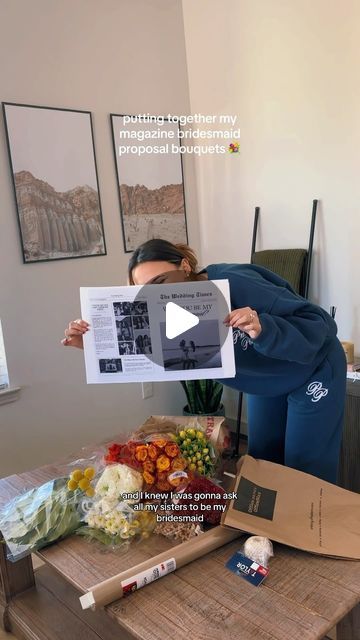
left=2, top=102, right=107, bottom=263
left=110, top=113, right=188, bottom=253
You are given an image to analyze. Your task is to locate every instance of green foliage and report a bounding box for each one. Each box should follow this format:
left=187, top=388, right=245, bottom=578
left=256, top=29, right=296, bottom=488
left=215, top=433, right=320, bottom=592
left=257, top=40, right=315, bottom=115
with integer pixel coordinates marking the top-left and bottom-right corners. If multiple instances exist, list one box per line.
left=180, top=379, right=223, bottom=414
left=0, top=478, right=83, bottom=560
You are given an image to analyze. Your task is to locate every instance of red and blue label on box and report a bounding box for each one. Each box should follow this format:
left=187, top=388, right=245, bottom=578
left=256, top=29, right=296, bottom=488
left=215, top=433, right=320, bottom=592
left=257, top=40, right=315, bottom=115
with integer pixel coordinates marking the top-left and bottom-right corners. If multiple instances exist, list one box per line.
left=226, top=551, right=269, bottom=587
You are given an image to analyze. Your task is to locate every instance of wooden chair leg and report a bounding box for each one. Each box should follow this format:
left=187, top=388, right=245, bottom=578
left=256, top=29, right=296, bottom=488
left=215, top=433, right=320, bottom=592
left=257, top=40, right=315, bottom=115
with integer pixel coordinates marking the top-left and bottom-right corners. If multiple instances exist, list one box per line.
left=336, top=602, right=360, bottom=640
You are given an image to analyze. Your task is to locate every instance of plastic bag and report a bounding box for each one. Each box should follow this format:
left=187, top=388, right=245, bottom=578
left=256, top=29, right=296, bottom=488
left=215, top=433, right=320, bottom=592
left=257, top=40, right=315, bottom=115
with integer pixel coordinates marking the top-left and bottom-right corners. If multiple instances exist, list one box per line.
left=0, top=445, right=126, bottom=561
left=77, top=500, right=156, bottom=548
left=74, top=462, right=158, bottom=547
left=0, top=477, right=82, bottom=561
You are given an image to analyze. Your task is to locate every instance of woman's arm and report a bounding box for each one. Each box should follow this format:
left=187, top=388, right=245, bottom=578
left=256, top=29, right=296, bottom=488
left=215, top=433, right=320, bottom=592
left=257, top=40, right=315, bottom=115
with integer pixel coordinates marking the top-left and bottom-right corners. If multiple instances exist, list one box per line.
left=227, top=290, right=337, bottom=364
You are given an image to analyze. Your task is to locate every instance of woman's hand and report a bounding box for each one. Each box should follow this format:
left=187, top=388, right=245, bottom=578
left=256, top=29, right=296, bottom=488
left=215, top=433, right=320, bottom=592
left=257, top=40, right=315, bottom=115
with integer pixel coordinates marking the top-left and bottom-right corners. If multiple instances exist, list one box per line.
left=61, top=319, right=90, bottom=349
left=224, top=307, right=262, bottom=340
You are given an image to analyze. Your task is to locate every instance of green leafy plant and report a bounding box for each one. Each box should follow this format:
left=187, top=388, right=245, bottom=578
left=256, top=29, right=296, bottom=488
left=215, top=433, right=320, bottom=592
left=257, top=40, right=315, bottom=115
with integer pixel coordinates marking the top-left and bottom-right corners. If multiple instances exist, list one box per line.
left=180, top=379, right=223, bottom=415
left=0, top=478, right=82, bottom=560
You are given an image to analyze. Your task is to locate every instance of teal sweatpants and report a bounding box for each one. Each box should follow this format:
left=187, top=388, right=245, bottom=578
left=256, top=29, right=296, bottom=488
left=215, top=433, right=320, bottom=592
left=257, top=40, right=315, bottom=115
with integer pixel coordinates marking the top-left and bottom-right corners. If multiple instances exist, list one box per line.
left=246, top=339, right=347, bottom=484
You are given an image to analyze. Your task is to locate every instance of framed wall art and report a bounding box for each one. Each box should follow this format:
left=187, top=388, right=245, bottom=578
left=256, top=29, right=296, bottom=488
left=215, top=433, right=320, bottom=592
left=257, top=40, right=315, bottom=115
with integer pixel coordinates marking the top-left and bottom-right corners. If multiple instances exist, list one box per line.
left=110, top=114, right=188, bottom=253
left=2, top=102, right=106, bottom=263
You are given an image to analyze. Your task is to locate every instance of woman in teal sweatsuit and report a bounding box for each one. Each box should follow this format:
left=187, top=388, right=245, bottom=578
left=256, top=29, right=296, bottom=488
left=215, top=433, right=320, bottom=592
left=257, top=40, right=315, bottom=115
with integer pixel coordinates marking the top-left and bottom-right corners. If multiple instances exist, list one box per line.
left=63, top=240, right=346, bottom=484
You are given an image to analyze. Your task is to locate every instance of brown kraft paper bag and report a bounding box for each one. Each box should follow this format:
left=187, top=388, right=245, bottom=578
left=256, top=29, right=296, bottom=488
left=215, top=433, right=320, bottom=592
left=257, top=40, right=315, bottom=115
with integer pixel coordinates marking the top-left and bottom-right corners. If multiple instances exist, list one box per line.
left=221, top=455, right=360, bottom=559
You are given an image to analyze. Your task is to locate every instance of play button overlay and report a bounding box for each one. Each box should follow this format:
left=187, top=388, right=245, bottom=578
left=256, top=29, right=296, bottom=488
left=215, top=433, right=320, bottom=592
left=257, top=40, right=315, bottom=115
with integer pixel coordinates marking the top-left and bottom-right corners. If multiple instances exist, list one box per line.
left=165, top=302, right=199, bottom=339
left=129, top=274, right=231, bottom=371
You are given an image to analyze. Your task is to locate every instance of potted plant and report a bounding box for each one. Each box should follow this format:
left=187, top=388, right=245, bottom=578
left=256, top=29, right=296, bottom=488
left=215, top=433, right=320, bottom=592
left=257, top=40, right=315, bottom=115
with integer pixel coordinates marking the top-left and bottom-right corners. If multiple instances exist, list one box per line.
left=181, top=379, right=224, bottom=416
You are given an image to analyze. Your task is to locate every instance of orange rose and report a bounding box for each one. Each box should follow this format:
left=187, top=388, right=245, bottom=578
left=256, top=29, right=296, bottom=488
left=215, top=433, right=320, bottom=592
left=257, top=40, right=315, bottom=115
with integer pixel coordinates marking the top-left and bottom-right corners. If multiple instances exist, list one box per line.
left=135, top=445, right=148, bottom=462
left=156, top=455, right=171, bottom=471
left=143, top=471, right=155, bottom=485
left=165, top=442, right=180, bottom=458
left=171, top=456, right=187, bottom=471
left=143, top=460, right=155, bottom=473
left=153, top=439, right=167, bottom=449
left=148, top=444, right=160, bottom=460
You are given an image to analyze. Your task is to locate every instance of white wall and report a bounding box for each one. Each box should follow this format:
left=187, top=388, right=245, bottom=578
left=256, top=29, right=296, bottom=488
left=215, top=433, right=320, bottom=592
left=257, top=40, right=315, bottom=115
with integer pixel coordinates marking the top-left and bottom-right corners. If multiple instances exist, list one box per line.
left=0, top=0, right=200, bottom=477
left=182, top=0, right=360, bottom=354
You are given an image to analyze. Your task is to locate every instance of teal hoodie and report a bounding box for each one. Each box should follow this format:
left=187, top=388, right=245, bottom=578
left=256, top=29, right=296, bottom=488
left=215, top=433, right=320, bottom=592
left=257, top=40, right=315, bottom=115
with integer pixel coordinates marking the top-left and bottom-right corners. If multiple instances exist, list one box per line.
left=206, top=263, right=338, bottom=396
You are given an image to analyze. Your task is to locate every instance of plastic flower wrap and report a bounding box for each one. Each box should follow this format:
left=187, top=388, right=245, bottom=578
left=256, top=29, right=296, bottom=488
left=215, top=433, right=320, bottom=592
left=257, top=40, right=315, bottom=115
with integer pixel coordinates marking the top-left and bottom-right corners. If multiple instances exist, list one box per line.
left=77, top=463, right=156, bottom=546
left=79, top=499, right=156, bottom=546
left=0, top=478, right=83, bottom=561
left=0, top=449, right=107, bottom=561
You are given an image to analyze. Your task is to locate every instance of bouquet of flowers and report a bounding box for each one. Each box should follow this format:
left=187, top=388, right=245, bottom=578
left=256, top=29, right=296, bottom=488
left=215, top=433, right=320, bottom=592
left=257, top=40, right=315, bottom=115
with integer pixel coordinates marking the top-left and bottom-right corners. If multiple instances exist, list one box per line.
left=174, top=428, right=217, bottom=477
left=76, top=463, right=156, bottom=546
left=0, top=416, right=227, bottom=561
left=105, top=438, right=189, bottom=492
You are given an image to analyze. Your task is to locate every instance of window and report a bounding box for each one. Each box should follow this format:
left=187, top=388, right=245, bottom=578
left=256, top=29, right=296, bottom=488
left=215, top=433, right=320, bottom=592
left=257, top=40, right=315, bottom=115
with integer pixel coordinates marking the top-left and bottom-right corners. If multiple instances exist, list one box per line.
left=0, top=319, right=9, bottom=390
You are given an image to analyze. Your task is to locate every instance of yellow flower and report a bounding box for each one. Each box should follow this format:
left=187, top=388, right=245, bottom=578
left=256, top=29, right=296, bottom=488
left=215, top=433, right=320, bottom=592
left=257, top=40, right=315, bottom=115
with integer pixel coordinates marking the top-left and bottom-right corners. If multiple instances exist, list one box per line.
left=84, top=467, right=95, bottom=480
left=67, top=479, right=78, bottom=491
left=86, top=486, right=95, bottom=497
left=78, top=477, right=90, bottom=491
left=70, top=469, right=84, bottom=482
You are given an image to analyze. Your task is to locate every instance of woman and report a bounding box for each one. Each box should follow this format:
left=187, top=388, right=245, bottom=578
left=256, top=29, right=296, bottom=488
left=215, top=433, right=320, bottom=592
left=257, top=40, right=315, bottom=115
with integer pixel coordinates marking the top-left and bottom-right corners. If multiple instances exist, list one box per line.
left=63, top=239, right=346, bottom=484
left=179, top=339, right=197, bottom=370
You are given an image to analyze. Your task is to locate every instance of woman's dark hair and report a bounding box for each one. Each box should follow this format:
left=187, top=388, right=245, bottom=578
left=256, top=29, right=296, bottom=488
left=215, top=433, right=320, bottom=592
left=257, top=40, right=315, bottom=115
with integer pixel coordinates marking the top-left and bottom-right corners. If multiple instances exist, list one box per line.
left=128, top=239, right=199, bottom=284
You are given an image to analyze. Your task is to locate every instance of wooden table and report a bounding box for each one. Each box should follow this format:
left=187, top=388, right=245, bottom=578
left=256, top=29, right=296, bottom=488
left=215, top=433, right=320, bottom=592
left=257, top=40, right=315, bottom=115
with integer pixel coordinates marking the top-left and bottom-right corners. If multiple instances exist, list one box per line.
left=0, top=458, right=360, bottom=640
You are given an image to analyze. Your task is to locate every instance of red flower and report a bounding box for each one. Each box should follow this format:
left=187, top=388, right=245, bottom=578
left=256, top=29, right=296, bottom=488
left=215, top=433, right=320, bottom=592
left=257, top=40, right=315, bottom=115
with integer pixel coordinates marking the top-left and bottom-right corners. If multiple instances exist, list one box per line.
left=105, top=442, right=142, bottom=470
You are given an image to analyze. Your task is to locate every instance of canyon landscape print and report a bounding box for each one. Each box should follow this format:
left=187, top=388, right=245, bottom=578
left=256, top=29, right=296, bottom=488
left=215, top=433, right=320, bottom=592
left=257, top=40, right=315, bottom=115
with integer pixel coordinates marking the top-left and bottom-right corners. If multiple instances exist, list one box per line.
left=112, top=114, right=188, bottom=252
left=119, top=182, right=187, bottom=251
left=3, top=103, right=105, bottom=263
left=14, top=170, right=105, bottom=262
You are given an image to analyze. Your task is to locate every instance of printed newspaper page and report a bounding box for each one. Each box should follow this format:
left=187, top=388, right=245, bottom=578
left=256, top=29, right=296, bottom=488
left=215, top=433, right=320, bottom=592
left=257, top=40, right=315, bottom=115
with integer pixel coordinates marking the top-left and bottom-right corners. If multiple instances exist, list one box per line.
left=80, top=279, right=235, bottom=383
